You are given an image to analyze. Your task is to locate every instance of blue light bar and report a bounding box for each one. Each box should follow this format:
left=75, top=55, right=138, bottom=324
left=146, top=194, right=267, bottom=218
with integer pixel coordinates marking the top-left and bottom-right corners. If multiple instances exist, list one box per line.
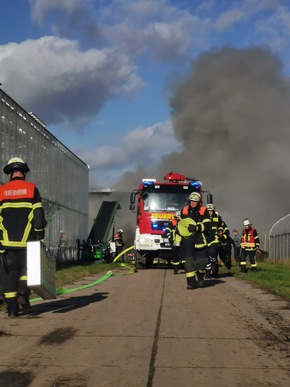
left=189, top=181, right=201, bottom=188
left=142, top=181, right=154, bottom=188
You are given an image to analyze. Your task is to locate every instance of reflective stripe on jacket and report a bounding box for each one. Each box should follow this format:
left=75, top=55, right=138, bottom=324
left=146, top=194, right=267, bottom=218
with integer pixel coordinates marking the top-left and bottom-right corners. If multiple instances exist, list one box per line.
left=0, top=177, right=46, bottom=248
left=207, top=214, right=223, bottom=246
left=165, top=219, right=182, bottom=246
left=181, top=205, right=211, bottom=249
left=240, top=227, right=260, bottom=250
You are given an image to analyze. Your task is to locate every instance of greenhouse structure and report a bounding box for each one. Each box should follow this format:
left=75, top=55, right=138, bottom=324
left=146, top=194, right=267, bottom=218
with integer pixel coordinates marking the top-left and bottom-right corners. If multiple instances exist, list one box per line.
left=0, top=88, right=89, bottom=260
left=268, top=214, right=290, bottom=261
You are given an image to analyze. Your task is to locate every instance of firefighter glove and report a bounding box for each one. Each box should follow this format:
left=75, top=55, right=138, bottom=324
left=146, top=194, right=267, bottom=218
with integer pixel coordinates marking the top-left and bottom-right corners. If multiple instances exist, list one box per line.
left=35, top=231, right=45, bottom=240
left=188, top=224, right=196, bottom=232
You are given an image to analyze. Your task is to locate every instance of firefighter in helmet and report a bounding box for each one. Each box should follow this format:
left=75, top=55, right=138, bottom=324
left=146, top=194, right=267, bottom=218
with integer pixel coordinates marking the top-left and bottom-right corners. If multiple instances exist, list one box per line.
left=0, top=157, right=47, bottom=317
left=217, top=219, right=232, bottom=270
left=165, top=210, right=182, bottom=275
left=114, top=229, right=125, bottom=260
left=205, top=204, right=222, bottom=278
left=240, top=219, right=260, bottom=272
left=179, top=192, right=211, bottom=289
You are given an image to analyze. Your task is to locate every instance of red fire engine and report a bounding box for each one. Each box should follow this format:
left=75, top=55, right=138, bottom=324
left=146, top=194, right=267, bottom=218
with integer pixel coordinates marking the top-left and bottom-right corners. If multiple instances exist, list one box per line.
left=129, top=172, right=211, bottom=268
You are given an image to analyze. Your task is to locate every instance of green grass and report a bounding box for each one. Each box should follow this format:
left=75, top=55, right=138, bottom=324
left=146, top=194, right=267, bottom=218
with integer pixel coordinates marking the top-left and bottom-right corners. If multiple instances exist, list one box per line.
left=55, top=261, right=131, bottom=288
left=0, top=260, right=133, bottom=311
left=56, top=258, right=290, bottom=301
left=2, top=258, right=290, bottom=311
left=220, top=258, right=290, bottom=300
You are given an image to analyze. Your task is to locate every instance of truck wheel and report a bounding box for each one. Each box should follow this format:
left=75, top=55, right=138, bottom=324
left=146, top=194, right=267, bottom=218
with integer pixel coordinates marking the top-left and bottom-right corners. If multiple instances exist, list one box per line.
left=135, top=252, right=145, bottom=269
left=145, top=254, right=154, bottom=269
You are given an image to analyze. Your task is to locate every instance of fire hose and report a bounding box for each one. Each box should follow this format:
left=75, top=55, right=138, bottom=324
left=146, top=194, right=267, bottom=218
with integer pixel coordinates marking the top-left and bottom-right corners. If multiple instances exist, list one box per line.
left=29, top=248, right=136, bottom=303
left=113, top=245, right=135, bottom=262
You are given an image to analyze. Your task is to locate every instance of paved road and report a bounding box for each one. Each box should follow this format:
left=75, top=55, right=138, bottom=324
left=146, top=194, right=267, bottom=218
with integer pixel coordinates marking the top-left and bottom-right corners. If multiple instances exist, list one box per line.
left=0, top=266, right=290, bottom=387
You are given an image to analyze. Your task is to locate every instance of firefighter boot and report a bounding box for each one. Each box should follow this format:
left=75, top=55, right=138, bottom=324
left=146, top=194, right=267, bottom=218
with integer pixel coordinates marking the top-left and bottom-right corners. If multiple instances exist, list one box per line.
left=212, top=263, right=219, bottom=278
left=197, top=271, right=205, bottom=288
left=6, top=298, right=19, bottom=318
left=205, top=263, right=211, bottom=279
left=173, top=265, right=178, bottom=275
left=17, top=294, right=32, bottom=315
left=186, top=276, right=196, bottom=290
left=225, top=259, right=232, bottom=270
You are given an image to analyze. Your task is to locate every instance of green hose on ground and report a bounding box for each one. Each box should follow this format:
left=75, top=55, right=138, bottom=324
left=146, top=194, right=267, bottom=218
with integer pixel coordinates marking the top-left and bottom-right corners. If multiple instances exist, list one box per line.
left=30, top=257, right=137, bottom=303
left=113, top=245, right=135, bottom=262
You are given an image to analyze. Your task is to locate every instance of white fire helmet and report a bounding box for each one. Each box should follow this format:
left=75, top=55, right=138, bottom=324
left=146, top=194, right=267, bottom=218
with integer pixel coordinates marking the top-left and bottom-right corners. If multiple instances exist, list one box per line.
left=206, top=204, right=215, bottom=211
left=243, top=219, right=251, bottom=226
left=188, top=192, right=201, bottom=202
left=118, top=229, right=124, bottom=233
left=3, top=157, right=30, bottom=175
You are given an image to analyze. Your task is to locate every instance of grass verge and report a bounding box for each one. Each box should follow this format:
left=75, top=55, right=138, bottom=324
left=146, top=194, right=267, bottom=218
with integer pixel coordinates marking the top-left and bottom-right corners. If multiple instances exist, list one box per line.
left=220, top=258, right=290, bottom=301
left=1, top=258, right=290, bottom=309
left=55, top=261, right=127, bottom=288
left=0, top=260, right=134, bottom=310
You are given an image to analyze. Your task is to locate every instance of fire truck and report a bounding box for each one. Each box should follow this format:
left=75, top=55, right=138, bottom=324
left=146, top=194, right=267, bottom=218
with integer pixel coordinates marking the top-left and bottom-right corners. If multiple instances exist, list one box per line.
left=129, top=172, right=212, bottom=268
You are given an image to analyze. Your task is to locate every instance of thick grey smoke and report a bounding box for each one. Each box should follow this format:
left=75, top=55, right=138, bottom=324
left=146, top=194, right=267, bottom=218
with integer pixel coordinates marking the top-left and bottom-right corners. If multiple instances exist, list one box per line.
left=115, top=46, right=290, bottom=247
left=168, top=46, right=290, bottom=244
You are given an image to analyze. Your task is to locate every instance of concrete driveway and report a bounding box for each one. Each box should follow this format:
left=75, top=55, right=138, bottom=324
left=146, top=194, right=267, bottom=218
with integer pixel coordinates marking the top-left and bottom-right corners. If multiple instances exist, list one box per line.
left=0, top=266, right=290, bottom=387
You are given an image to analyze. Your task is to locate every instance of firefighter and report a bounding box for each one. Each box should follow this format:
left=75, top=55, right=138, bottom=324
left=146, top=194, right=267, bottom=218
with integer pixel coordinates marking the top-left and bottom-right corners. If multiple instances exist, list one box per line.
left=217, top=219, right=232, bottom=270
left=180, top=192, right=211, bottom=289
left=205, top=204, right=223, bottom=278
left=0, top=157, right=47, bottom=317
left=165, top=211, right=182, bottom=275
left=57, top=230, right=68, bottom=260
left=240, top=219, right=260, bottom=272
left=114, top=229, right=125, bottom=260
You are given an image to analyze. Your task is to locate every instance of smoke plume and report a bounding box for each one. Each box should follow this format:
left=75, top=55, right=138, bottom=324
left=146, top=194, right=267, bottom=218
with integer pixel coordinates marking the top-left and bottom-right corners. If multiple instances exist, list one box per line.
left=116, top=46, right=290, bottom=246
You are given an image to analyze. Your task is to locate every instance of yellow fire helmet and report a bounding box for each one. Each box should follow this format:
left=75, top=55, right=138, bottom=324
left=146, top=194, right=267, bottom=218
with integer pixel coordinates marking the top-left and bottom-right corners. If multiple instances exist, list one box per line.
left=175, top=210, right=181, bottom=219
left=188, top=192, right=201, bottom=202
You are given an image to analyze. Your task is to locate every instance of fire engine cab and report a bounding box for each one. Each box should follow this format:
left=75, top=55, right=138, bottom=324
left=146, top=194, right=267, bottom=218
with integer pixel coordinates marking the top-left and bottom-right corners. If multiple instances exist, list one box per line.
left=129, top=172, right=211, bottom=268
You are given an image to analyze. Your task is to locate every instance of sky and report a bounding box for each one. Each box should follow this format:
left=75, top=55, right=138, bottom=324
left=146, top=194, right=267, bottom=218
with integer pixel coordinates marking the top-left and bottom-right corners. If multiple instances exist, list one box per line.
left=1, top=0, right=290, bottom=239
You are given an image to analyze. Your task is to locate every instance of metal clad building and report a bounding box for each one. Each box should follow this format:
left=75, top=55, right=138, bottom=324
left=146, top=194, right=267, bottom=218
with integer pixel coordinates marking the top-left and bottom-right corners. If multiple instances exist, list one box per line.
left=269, top=214, right=290, bottom=261
left=0, top=88, right=89, bottom=253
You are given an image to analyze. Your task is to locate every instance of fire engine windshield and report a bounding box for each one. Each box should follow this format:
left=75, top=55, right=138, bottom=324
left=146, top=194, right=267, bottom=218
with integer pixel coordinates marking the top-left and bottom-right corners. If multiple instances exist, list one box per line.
left=143, top=192, right=189, bottom=212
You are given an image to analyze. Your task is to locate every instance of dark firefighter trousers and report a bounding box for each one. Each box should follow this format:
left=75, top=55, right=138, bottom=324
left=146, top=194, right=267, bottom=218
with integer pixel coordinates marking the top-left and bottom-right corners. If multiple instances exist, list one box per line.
left=0, top=249, right=30, bottom=314
left=218, top=244, right=232, bottom=269
left=171, top=245, right=181, bottom=267
left=182, top=237, right=208, bottom=277
left=240, top=249, right=257, bottom=270
left=207, top=243, right=219, bottom=276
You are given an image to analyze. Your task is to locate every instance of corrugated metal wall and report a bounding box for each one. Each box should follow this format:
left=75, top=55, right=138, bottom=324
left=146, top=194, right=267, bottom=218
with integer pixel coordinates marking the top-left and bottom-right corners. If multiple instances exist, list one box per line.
left=0, top=89, right=89, bottom=258
left=269, top=214, right=290, bottom=261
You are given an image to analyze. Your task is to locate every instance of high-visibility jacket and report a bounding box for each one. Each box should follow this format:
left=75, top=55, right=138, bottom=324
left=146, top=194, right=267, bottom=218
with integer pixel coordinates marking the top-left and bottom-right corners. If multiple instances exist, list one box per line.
left=114, top=232, right=124, bottom=247
left=181, top=204, right=211, bottom=249
left=218, top=220, right=230, bottom=247
left=165, top=218, right=182, bottom=246
left=207, top=212, right=223, bottom=246
left=240, top=227, right=260, bottom=251
left=0, top=177, right=47, bottom=249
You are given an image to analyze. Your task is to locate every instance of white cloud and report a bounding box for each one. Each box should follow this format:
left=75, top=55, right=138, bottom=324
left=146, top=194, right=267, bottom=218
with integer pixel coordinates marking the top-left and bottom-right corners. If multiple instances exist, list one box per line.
left=196, top=1, right=215, bottom=12
left=102, top=3, right=211, bottom=62
left=30, top=0, right=212, bottom=63
left=255, top=6, right=290, bottom=52
left=214, top=0, right=281, bottom=31
left=215, top=9, right=246, bottom=31
left=74, top=120, right=181, bottom=187
left=0, top=36, right=144, bottom=128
